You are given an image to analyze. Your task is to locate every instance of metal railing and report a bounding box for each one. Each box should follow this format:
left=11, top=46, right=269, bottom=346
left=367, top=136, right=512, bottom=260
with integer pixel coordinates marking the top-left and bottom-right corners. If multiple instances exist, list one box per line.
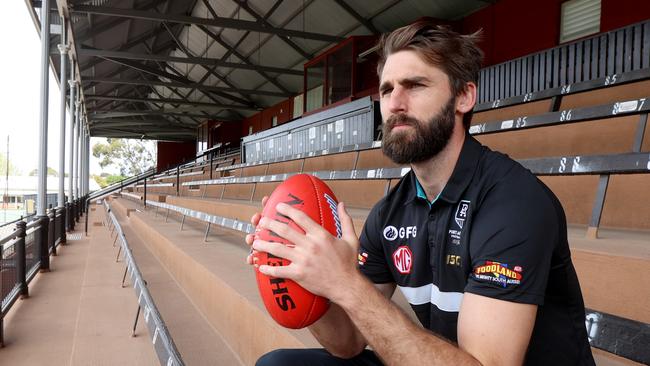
left=0, top=203, right=74, bottom=346
left=102, top=200, right=184, bottom=366
left=88, top=169, right=157, bottom=202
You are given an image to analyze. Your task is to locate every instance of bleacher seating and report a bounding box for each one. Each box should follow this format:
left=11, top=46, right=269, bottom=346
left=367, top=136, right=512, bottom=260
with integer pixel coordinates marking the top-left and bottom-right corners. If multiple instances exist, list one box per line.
left=116, top=64, right=650, bottom=365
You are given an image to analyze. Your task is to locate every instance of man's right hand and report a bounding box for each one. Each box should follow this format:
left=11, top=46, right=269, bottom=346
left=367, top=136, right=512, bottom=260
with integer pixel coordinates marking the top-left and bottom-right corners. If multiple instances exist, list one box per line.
left=244, top=196, right=268, bottom=265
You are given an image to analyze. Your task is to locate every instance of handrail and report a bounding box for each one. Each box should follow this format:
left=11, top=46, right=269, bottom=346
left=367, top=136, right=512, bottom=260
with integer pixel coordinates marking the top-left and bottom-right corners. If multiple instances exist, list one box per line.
left=88, top=168, right=156, bottom=201
left=0, top=212, right=36, bottom=229
left=103, top=200, right=184, bottom=366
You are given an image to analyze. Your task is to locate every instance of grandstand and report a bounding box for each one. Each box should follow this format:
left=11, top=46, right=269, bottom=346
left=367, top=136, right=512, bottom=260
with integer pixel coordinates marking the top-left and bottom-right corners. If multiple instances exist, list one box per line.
left=1, top=0, right=648, bottom=365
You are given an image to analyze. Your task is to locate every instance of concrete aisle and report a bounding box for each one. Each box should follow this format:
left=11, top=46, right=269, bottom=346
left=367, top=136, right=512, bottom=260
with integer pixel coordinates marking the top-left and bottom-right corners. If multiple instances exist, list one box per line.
left=0, top=205, right=158, bottom=366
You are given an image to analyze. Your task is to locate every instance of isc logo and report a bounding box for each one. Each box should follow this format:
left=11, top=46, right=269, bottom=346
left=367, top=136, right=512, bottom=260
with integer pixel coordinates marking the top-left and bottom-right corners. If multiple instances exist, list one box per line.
left=392, top=246, right=413, bottom=274
left=383, top=225, right=417, bottom=241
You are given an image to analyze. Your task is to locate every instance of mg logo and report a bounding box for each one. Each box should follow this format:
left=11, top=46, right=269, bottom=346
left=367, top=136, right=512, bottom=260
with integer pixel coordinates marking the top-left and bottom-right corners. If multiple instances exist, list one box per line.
left=392, top=246, right=413, bottom=274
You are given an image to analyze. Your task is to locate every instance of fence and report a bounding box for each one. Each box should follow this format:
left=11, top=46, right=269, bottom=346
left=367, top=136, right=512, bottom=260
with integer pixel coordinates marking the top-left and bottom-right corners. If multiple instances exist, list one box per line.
left=0, top=195, right=87, bottom=346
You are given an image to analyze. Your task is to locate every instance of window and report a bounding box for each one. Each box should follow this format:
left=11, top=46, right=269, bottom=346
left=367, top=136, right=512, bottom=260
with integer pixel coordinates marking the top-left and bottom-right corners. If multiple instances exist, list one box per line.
left=272, top=116, right=278, bottom=127
left=293, top=94, right=304, bottom=118
left=560, top=0, right=601, bottom=43
left=248, top=126, right=253, bottom=135
left=305, top=60, right=325, bottom=113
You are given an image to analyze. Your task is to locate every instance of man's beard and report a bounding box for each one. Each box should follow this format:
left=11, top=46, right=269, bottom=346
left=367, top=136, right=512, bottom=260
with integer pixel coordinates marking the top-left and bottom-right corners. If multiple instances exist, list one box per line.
left=381, top=96, right=456, bottom=164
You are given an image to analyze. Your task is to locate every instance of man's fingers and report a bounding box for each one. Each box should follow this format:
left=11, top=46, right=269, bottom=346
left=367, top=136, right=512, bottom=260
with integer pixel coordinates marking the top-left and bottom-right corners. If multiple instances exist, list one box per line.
left=258, top=263, right=295, bottom=279
left=258, top=216, right=304, bottom=245
left=275, top=202, right=322, bottom=233
left=252, top=239, right=296, bottom=262
left=245, top=233, right=255, bottom=246
left=337, top=202, right=359, bottom=247
left=251, top=212, right=262, bottom=226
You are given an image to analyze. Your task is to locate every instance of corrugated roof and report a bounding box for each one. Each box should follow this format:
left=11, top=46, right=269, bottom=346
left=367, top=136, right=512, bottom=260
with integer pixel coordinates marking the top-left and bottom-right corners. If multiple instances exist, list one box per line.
left=30, top=0, right=491, bottom=141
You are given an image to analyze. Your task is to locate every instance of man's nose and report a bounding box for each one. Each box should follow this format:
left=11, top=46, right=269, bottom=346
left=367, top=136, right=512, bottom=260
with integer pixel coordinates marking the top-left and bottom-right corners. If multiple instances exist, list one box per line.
left=387, top=87, right=407, bottom=114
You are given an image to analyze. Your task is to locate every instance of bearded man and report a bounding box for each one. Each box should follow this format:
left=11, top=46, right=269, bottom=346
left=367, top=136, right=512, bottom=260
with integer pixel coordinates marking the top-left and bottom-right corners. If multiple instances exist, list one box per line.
left=248, top=20, right=595, bottom=366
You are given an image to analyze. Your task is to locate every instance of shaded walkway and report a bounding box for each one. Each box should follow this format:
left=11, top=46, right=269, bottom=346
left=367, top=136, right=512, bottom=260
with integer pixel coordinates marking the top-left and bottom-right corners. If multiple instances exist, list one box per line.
left=0, top=207, right=158, bottom=365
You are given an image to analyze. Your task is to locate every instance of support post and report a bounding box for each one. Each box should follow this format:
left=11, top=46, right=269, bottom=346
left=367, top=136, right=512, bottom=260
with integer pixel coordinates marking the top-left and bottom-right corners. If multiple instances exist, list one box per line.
left=204, top=222, right=211, bottom=242
left=144, top=177, right=147, bottom=209
left=36, top=0, right=51, bottom=272
left=48, top=208, right=56, bottom=256
left=16, top=221, right=28, bottom=298
left=176, top=166, right=180, bottom=195
left=59, top=207, right=66, bottom=244
left=210, top=153, right=214, bottom=179
left=586, top=174, right=610, bottom=239
left=67, top=74, right=76, bottom=232
left=57, top=18, right=68, bottom=246
left=84, top=199, right=89, bottom=236
left=38, top=215, right=50, bottom=272
left=73, top=105, right=80, bottom=207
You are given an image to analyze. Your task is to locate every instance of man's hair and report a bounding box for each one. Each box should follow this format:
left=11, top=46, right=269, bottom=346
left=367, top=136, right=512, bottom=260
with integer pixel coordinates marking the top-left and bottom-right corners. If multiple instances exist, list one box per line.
left=376, top=19, right=484, bottom=129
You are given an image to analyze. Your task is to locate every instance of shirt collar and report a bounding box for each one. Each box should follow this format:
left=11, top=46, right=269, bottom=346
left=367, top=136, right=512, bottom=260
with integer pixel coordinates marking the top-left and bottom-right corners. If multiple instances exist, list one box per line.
left=405, top=133, right=483, bottom=206
left=415, top=176, right=440, bottom=207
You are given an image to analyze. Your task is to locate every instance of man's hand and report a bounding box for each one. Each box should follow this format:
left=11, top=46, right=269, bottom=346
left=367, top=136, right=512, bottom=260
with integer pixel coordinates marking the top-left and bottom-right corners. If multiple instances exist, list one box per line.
left=244, top=196, right=268, bottom=266
left=251, top=201, right=360, bottom=301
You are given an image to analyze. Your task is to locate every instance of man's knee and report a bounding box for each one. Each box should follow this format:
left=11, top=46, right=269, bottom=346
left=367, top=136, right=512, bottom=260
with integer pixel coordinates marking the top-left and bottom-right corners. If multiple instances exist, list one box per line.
left=256, top=349, right=302, bottom=366
left=256, top=348, right=339, bottom=366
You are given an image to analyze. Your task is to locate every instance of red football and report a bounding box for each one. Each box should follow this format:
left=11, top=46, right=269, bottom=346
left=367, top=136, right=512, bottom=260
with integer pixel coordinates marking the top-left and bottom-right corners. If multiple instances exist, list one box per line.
left=253, top=174, right=342, bottom=329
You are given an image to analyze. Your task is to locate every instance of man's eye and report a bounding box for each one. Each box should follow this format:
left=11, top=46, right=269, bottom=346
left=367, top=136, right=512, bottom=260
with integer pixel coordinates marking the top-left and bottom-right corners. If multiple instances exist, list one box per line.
left=380, top=88, right=392, bottom=96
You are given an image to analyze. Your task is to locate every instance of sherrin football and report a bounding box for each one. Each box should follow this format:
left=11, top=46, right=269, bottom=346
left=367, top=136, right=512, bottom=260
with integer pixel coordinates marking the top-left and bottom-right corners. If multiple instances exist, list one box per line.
left=253, top=174, right=342, bottom=329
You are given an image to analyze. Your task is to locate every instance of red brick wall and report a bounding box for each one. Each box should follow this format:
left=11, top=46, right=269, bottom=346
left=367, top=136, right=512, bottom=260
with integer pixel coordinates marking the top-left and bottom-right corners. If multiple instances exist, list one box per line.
left=156, top=141, right=196, bottom=172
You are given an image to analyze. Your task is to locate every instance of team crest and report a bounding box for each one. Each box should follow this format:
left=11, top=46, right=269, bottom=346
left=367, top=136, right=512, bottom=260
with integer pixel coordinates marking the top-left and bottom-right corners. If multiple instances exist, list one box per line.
left=455, top=200, right=471, bottom=229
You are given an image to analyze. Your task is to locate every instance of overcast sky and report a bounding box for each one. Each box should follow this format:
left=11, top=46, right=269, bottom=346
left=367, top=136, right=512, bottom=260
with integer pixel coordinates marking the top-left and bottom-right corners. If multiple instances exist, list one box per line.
left=0, top=1, right=107, bottom=176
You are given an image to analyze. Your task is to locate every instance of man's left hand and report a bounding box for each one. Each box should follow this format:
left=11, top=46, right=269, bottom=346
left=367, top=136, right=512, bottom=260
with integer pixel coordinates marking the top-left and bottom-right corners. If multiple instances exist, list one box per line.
left=252, top=201, right=360, bottom=301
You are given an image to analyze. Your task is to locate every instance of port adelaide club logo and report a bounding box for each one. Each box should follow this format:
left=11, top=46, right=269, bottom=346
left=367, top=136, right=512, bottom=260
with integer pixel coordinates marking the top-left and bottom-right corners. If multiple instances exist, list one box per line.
left=455, top=200, right=471, bottom=229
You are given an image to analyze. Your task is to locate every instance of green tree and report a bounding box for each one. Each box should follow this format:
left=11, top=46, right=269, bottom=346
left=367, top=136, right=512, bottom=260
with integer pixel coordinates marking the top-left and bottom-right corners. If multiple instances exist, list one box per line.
left=0, top=152, right=21, bottom=175
left=92, top=138, right=156, bottom=176
left=28, top=167, right=59, bottom=177
left=92, top=174, right=125, bottom=188
left=93, top=174, right=107, bottom=188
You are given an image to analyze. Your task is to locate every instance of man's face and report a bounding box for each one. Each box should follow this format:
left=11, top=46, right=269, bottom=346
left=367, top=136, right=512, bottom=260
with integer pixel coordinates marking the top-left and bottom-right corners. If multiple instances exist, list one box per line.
left=379, top=50, right=458, bottom=164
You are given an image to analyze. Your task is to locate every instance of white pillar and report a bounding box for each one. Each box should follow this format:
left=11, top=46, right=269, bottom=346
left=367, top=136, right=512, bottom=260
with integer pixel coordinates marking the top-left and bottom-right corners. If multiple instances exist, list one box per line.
left=57, top=17, right=68, bottom=208
left=73, top=100, right=79, bottom=200
left=67, top=76, right=76, bottom=204
left=36, top=0, right=51, bottom=216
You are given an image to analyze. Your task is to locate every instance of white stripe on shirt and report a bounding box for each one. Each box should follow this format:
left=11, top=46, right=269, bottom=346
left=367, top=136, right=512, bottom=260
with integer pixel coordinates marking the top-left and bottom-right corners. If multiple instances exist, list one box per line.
left=398, top=284, right=464, bottom=312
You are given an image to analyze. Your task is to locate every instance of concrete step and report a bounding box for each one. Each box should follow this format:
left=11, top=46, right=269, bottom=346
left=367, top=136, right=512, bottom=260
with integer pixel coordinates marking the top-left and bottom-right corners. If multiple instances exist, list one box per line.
left=115, top=197, right=648, bottom=365
left=112, top=198, right=322, bottom=366
left=112, top=200, right=244, bottom=366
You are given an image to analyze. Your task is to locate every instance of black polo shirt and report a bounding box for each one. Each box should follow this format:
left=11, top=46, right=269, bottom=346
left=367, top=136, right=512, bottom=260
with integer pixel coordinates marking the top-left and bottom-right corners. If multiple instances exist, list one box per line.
left=358, top=134, right=595, bottom=365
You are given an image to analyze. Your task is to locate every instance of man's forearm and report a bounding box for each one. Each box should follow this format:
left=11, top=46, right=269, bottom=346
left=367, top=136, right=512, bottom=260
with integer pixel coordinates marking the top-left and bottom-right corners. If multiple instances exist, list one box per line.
left=308, top=303, right=367, bottom=358
left=335, top=272, right=481, bottom=366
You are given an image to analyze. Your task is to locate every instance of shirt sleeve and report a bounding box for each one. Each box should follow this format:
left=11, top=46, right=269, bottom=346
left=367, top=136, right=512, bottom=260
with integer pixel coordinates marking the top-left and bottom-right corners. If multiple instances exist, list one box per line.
left=358, top=202, right=394, bottom=284
left=464, top=171, right=558, bottom=305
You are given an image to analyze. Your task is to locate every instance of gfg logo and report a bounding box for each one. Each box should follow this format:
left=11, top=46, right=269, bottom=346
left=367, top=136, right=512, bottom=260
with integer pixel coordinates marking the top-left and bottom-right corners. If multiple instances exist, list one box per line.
left=383, top=225, right=417, bottom=241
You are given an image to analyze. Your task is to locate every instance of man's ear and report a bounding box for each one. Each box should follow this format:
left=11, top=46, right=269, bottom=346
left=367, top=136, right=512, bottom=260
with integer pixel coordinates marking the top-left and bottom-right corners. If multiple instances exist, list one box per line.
left=456, top=82, right=477, bottom=114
